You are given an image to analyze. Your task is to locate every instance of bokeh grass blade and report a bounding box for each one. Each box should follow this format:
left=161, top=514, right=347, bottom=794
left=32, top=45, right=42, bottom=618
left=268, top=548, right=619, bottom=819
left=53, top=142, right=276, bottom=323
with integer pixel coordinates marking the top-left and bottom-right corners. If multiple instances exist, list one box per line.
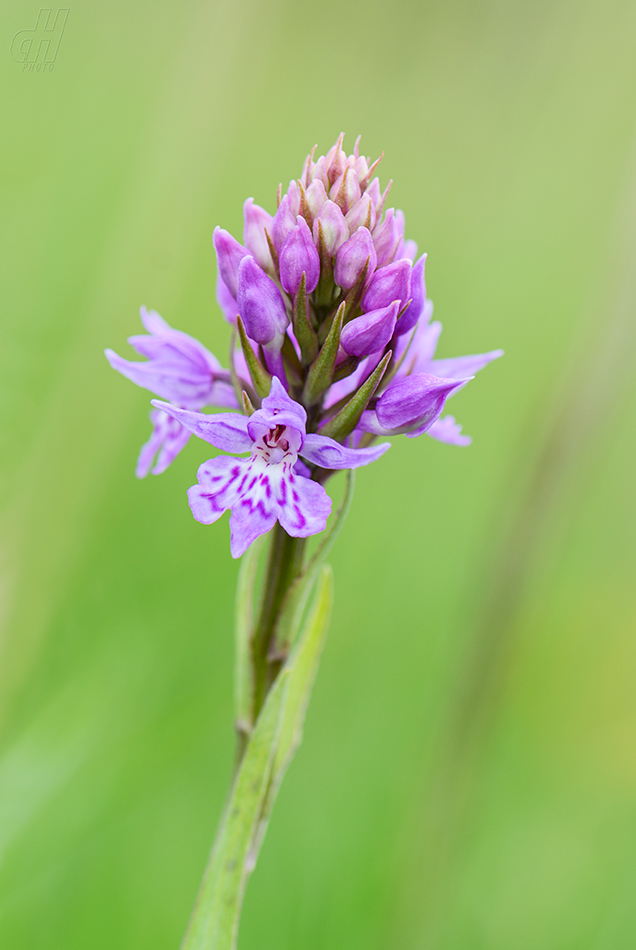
left=180, top=668, right=290, bottom=950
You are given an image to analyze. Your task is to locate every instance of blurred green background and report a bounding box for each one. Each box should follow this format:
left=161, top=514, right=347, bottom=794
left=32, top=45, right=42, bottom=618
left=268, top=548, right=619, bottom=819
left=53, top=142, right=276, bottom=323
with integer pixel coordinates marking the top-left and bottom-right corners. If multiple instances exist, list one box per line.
left=2, top=0, right=636, bottom=947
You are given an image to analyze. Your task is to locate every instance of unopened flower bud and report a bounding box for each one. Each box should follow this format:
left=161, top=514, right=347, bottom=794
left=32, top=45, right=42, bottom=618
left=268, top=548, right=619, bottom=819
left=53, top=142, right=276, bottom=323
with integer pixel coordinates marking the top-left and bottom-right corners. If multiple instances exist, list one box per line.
left=340, top=300, right=399, bottom=357
left=334, top=227, right=377, bottom=290
left=271, top=195, right=296, bottom=250
left=351, top=154, right=369, bottom=183
left=243, top=198, right=273, bottom=271
left=280, top=216, right=320, bottom=295
left=361, top=258, right=412, bottom=312
left=286, top=179, right=301, bottom=216
left=373, top=208, right=401, bottom=267
left=330, top=167, right=361, bottom=214
left=345, top=194, right=375, bottom=234
left=313, top=200, right=349, bottom=256
left=305, top=179, right=328, bottom=217
left=325, top=133, right=346, bottom=185
left=213, top=227, right=248, bottom=298
left=311, top=155, right=330, bottom=188
left=395, top=254, right=427, bottom=336
left=376, top=373, right=466, bottom=433
left=237, top=256, right=288, bottom=345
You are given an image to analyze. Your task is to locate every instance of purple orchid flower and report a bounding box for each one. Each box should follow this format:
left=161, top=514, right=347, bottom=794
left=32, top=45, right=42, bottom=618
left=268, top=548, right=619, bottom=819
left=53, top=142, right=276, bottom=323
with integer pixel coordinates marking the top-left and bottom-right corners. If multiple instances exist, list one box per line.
left=108, top=134, right=503, bottom=558
left=105, top=307, right=237, bottom=477
left=151, top=377, right=390, bottom=557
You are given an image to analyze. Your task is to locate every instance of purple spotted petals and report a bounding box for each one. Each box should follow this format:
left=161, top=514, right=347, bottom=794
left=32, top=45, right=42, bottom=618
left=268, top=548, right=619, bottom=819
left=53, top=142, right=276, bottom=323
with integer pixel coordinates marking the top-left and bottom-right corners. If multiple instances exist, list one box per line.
left=106, top=134, right=502, bottom=554
left=153, top=378, right=389, bottom=557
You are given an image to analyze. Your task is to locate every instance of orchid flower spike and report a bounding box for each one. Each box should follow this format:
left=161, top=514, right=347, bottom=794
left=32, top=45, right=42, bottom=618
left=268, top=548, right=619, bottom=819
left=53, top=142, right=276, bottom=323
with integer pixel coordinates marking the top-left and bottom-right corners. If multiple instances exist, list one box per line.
left=106, top=134, right=502, bottom=554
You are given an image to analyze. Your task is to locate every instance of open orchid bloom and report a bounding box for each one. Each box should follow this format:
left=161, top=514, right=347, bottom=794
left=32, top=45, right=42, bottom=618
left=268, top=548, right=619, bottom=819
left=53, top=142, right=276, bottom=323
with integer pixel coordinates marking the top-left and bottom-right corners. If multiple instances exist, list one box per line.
left=106, top=134, right=502, bottom=553
left=153, top=378, right=388, bottom=557
left=105, top=307, right=237, bottom=476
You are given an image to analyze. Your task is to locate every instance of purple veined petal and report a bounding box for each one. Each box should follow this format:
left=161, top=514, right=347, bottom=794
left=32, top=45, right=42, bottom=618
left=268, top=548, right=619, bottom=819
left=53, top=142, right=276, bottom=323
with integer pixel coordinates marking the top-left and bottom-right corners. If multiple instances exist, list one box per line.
left=334, top=227, right=377, bottom=290
left=361, top=258, right=412, bottom=313
left=213, top=227, right=248, bottom=299
left=237, top=256, right=289, bottom=345
left=279, top=217, right=321, bottom=294
left=313, top=200, right=349, bottom=255
left=340, top=300, right=399, bottom=358
left=135, top=409, right=192, bottom=478
left=276, top=468, right=332, bottom=540
left=243, top=198, right=273, bottom=271
left=300, top=432, right=390, bottom=469
left=151, top=400, right=252, bottom=452
left=305, top=179, right=328, bottom=217
left=345, top=194, right=376, bottom=234
left=376, top=373, right=470, bottom=433
left=395, top=254, right=427, bottom=336
left=422, top=415, right=472, bottom=446
left=188, top=455, right=253, bottom=527
left=373, top=208, right=401, bottom=267
left=216, top=273, right=239, bottom=324
left=271, top=195, right=296, bottom=251
left=429, top=348, right=505, bottom=380
left=229, top=496, right=279, bottom=558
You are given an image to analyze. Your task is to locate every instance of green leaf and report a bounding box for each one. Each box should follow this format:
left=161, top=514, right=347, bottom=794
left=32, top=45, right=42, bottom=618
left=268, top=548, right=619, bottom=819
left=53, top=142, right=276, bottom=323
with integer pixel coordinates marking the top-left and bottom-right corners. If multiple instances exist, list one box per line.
left=318, top=350, right=391, bottom=440
left=181, top=567, right=334, bottom=950
left=302, top=302, right=344, bottom=405
left=236, top=316, right=272, bottom=399
left=180, top=668, right=290, bottom=950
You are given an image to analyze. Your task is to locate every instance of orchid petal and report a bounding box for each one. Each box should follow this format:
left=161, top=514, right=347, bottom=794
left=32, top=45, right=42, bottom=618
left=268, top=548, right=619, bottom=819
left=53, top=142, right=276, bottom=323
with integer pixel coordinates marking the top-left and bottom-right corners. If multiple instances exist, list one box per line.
left=300, top=433, right=390, bottom=469
left=151, top=401, right=251, bottom=452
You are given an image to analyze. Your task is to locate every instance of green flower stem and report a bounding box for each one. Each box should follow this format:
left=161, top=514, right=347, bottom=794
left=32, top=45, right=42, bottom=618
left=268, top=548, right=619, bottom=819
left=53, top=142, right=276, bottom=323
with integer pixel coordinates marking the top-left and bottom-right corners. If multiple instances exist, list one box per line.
left=251, top=525, right=306, bottom=722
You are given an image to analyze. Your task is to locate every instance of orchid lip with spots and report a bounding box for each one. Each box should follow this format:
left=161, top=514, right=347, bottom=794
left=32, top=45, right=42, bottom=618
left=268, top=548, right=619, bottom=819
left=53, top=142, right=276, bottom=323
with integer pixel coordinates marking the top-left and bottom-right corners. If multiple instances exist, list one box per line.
left=104, top=135, right=503, bottom=948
